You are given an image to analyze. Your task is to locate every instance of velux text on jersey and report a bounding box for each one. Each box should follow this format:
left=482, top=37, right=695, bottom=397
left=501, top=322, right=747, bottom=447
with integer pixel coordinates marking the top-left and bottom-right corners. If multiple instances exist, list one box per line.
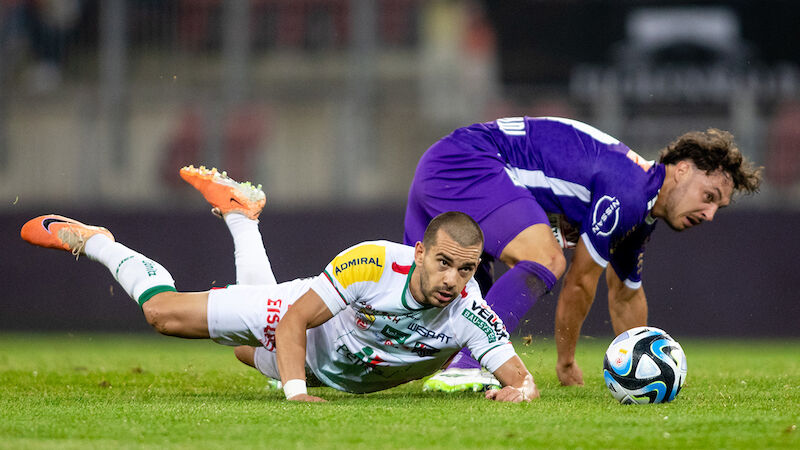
left=462, top=300, right=509, bottom=343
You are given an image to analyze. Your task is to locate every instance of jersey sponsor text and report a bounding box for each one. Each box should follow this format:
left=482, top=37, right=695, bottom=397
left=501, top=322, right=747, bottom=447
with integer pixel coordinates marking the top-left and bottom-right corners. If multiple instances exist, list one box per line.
left=332, top=244, right=385, bottom=288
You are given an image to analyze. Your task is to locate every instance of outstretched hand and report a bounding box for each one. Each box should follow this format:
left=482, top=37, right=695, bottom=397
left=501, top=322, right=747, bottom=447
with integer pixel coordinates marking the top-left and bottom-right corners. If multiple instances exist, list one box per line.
left=556, top=361, right=584, bottom=386
left=287, top=393, right=327, bottom=402
left=484, top=384, right=539, bottom=403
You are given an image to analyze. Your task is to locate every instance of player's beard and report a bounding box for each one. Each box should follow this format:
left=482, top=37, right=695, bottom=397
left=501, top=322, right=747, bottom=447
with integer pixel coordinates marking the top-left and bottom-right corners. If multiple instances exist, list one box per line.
left=662, top=182, right=690, bottom=231
left=417, top=265, right=455, bottom=307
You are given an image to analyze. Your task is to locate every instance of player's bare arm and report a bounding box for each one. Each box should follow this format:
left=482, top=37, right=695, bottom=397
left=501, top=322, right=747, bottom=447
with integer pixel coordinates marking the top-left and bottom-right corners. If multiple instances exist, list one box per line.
left=484, top=355, right=539, bottom=403
left=554, top=238, right=604, bottom=386
left=605, top=266, right=648, bottom=335
left=275, top=288, right=333, bottom=402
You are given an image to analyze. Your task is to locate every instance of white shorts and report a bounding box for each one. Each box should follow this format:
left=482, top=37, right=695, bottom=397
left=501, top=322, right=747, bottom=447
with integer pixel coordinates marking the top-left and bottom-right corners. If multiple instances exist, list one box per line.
left=253, top=346, right=280, bottom=379
left=206, top=278, right=314, bottom=349
left=253, top=345, right=325, bottom=386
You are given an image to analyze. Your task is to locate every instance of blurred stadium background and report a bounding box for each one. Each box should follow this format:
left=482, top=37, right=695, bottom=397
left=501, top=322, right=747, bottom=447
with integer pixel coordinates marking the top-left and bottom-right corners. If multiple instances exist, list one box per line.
left=2, top=0, right=799, bottom=336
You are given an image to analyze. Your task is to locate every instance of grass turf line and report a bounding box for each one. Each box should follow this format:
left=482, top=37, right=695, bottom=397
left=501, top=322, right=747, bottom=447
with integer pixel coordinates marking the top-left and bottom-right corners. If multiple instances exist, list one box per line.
left=0, top=333, right=798, bottom=449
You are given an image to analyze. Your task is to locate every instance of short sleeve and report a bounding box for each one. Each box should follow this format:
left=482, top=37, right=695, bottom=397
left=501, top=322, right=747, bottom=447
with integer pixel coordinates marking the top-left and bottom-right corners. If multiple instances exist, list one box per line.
left=309, top=242, right=388, bottom=315
left=580, top=155, right=652, bottom=272
left=608, top=223, right=655, bottom=289
left=455, top=298, right=517, bottom=373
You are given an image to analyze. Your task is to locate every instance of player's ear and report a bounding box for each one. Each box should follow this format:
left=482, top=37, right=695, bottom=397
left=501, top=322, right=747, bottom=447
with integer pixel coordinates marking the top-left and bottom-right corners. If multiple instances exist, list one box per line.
left=414, top=241, right=425, bottom=265
left=674, top=160, right=692, bottom=181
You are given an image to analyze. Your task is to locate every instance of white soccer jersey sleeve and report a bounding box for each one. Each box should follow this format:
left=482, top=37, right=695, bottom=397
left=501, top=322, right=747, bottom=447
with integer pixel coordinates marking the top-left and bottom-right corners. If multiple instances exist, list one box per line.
left=309, top=240, right=397, bottom=315
left=449, top=286, right=517, bottom=373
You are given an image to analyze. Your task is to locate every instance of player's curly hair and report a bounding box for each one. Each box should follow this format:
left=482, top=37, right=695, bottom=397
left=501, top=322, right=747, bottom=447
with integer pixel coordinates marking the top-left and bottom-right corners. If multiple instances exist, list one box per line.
left=659, top=128, right=762, bottom=194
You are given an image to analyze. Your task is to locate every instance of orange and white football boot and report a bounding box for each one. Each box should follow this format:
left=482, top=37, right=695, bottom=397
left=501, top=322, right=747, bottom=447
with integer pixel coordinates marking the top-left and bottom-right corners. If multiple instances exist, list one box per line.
left=21, top=214, right=114, bottom=257
left=179, top=165, right=266, bottom=220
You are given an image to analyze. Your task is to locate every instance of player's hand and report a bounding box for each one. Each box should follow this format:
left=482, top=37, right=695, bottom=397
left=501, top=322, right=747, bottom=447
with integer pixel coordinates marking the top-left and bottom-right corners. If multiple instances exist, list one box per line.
left=484, top=385, right=538, bottom=403
left=287, top=393, right=326, bottom=402
left=556, top=361, right=584, bottom=386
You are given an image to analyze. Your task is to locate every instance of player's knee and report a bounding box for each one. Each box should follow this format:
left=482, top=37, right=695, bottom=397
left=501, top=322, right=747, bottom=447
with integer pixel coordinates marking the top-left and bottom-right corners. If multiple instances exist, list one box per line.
left=234, top=346, right=256, bottom=368
left=501, top=247, right=566, bottom=279
left=141, top=299, right=179, bottom=336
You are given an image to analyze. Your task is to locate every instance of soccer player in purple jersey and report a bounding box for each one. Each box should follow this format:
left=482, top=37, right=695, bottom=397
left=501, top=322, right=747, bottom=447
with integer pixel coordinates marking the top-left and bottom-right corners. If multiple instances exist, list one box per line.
left=404, top=116, right=762, bottom=389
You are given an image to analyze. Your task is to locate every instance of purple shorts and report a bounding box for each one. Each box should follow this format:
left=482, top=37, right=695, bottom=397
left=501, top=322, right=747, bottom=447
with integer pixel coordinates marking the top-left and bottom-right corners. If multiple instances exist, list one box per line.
left=403, top=138, right=549, bottom=257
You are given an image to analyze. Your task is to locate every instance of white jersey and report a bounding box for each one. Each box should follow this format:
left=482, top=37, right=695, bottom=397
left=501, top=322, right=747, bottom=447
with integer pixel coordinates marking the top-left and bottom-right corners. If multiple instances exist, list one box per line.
left=306, top=240, right=516, bottom=393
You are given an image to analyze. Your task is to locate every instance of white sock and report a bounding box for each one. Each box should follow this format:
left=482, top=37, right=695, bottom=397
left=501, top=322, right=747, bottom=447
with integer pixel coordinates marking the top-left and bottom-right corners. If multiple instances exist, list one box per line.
left=84, top=234, right=176, bottom=306
left=224, top=213, right=276, bottom=285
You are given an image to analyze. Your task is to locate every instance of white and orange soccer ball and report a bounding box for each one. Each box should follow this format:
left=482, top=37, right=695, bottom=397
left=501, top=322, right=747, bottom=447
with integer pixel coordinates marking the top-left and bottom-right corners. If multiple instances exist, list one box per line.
left=603, top=326, right=688, bottom=404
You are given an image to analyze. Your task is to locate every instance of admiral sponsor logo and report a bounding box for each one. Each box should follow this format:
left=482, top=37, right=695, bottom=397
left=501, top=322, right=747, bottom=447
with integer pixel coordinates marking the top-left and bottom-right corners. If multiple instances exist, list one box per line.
left=334, top=256, right=384, bottom=275
left=331, top=244, right=386, bottom=288
left=406, top=322, right=453, bottom=343
left=592, top=195, right=620, bottom=237
left=463, top=301, right=510, bottom=342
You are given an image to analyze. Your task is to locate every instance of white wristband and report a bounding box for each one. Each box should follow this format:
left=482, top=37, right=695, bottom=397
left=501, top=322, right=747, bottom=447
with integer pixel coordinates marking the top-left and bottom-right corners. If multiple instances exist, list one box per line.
left=283, top=379, right=307, bottom=399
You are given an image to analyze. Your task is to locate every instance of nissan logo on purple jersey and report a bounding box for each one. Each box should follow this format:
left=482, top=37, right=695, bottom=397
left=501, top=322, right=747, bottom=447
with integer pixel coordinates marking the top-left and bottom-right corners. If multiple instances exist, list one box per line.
left=592, top=195, right=620, bottom=237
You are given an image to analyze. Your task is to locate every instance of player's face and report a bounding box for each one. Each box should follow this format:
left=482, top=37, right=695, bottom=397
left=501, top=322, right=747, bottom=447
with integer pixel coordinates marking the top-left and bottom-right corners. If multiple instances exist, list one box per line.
left=662, top=162, right=734, bottom=231
left=412, top=230, right=482, bottom=308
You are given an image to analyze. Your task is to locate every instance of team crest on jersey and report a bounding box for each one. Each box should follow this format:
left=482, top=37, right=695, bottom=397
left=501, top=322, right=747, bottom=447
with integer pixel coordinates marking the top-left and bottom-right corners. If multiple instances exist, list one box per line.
left=592, top=195, right=620, bottom=237
left=332, top=244, right=385, bottom=288
left=355, top=309, right=377, bottom=330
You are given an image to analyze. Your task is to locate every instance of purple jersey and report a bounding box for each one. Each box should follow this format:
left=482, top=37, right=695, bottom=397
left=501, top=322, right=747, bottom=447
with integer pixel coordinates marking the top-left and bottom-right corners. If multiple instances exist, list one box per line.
left=443, top=117, right=665, bottom=288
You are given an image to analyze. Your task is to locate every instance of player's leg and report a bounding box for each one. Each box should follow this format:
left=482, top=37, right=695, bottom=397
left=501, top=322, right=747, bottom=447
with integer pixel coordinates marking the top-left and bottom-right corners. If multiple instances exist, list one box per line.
left=443, top=198, right=563, bottom=373
left=141, top=291, right=210, bottom=338
left=234, top=345, right=257, bottom=367
left=180, top=165, right=276, bottom=285
left=406, top=140, right=564, bottom=391
left=20, top=214, right=211, bottom=338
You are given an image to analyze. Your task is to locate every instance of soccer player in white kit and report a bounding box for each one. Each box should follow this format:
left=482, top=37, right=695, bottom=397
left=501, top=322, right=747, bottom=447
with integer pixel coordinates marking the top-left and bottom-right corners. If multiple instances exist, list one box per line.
left=21, top=166, right=538, bottom=403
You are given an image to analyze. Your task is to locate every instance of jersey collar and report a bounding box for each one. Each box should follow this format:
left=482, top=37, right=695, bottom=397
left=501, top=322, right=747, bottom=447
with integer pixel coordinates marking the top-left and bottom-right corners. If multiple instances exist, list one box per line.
left=401, top=263, right=434, bottom=311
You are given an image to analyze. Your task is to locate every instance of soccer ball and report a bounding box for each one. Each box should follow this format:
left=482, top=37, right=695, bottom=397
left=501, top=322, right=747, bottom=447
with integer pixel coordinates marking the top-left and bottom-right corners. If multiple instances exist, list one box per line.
left=603, top=326, right=687, bottom=404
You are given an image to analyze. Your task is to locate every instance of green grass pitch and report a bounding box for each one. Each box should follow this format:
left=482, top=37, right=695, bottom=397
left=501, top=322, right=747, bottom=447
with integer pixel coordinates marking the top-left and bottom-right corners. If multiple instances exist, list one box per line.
left=1, top=333, right=797, bottom=449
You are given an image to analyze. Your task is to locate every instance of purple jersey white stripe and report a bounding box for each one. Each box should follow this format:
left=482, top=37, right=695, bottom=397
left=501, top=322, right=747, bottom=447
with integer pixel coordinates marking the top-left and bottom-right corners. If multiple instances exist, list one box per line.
left=471, top=117, right=664, bottom=287
left=422, top=116, right=665, bottom=287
